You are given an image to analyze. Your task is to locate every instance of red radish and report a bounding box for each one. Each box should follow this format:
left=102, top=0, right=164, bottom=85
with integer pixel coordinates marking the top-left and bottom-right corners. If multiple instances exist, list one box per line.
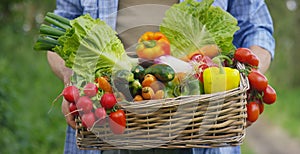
left=48, top=85, right=80, bottom=113
left=63, top=85, right=80, bottom=102
left=69, top=103, right=79, bottom=116
left=95, top=107, right=106, bottom=119
left=81, top=112, right=96, bottom=129
left=95, top=107, right=107, bottom=125
left=83, top=82, right=98, bottom=97
left=76, top=96, right=93, bottom=113
left=100, top=93, right=117, bottom=109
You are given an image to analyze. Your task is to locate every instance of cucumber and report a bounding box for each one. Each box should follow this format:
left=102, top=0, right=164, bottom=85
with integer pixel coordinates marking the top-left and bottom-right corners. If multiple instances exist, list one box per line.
left=144, top=64, right=175, bottom=82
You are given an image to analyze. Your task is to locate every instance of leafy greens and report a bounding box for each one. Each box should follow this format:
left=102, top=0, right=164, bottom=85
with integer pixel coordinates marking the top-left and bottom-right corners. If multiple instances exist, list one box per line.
left=160, top=0, right=240, bottom=57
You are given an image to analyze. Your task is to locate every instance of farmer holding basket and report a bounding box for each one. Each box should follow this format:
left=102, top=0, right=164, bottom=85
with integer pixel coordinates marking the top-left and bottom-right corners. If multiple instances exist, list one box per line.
left=45, top=0, right=275, bottom=153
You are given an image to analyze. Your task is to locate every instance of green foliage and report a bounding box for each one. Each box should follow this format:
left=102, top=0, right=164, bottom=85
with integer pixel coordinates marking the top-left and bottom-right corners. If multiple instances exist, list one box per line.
left=0, top=1, right=66, bottom=153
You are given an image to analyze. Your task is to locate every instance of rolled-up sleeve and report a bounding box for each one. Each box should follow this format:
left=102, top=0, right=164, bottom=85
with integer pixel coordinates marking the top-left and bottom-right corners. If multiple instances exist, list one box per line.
left=229, top=0, right=275, bottom=58
left=54, top=0, right=83, bottom=20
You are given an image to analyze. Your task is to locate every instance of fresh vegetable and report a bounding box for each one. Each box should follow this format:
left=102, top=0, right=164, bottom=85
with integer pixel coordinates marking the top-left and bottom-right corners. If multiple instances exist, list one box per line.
left=63, top=85, right=80, bottom=103
left=109, top=109, right=126, bottom=134
left=256, top=99, right=264, bottom=114
left=81, top=112, right=96, bottom=129
left=234, top=48, right=252, bottom=64
left=34, top=12, right=138, bottom=81
left=69, top=103, right=79, bottom=116
left=150, top=81, right=165, bottom=92
left=247, top=54, right=259, bottom=67
left=203, top=67, right=240, bottom=94
left=160, top=0, right=239, bottom=58
left=129, top=79, right=142, bottom=96
left=246, top=101, right=260, bottom=123
left=234, top=48, right=259, bottom=67
left=133, top=95, right=143, bottom=101
left=94, top=107, right=107, bottom=125
left=194, top=63, right=209, bottom=83
left=144, top=64, right=175, bottom=82
left=142, top=74, right=157, bottom=87
left=154, top=55, right=193, bottom=73
left=100, top=93, right=117, bottom=109
left=76, top=96, right=93, bottom=113
left=97, top=76, right=113, bottom=93
left=247, top=70, right=268, bottom=92
left=154, top=90, right=165, bottom=99
left=262, top=85, right=277, bottom=104
left=83, top=82, right=98, bottom=97
left=131, top=65, right=145, bottom=81
left=141, top=87, right=155, bottom=100
left=136, top=31, right=171, bottom=60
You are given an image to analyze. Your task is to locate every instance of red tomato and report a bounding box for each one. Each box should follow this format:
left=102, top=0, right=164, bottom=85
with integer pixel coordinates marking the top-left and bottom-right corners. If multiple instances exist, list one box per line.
left=248, top=54, right=259, bottom=67
left=256, top=99, right=264, bottom=114
left=109, top=109, right=126, bottom=134
left=263, top=85, right=277, bottom=104
left=246, top=101, right=260, bottom=122
left=234, top=48, right=252, bottom=63
left=247, top=70, right=268, bottom=91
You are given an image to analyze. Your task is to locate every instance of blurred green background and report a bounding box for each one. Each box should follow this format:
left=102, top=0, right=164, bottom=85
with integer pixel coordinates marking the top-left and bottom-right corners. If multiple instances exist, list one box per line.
left=0, top=0, right=300, bottom=153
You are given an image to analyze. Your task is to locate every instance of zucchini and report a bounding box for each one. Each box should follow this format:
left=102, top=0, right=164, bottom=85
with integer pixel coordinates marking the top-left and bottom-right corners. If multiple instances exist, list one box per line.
left=131, top=64, right=145, bottom=81
left=144, top=64, right=175, bottom=82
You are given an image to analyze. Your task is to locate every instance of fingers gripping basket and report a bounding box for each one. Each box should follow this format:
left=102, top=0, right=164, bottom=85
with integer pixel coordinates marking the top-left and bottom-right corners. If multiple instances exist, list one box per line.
left=75, top=62, right=249, bottom=150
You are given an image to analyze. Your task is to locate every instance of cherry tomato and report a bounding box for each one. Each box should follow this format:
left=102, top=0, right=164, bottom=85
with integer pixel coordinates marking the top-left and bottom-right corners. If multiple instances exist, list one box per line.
left=247, top=70, right=268, bottom=91
left=262, top=85, right=277, bottom=104
left=247, top=54, right=259, bottom=67
left=234, top=48, right=252, bottom=63
left=246, top=101, right=260, bottom=123
left=109, top=109, right=126, bottom=134
left=255, top=99, right=264, bottom=114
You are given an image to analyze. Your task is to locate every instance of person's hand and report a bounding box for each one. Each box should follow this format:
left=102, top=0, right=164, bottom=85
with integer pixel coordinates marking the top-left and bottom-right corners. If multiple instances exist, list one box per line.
left=62, top=99, right=76, bottom=129
left=249, top=46, right=272, bottom=74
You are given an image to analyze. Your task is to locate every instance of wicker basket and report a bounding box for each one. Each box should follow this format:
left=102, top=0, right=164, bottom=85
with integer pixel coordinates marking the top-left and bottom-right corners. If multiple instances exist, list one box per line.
left=75, top=62, right=249, bottom=150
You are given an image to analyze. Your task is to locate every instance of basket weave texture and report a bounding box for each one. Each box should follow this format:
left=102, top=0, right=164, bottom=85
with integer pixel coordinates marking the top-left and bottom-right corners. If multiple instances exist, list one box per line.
left=76, top=62, right=249, bottom=150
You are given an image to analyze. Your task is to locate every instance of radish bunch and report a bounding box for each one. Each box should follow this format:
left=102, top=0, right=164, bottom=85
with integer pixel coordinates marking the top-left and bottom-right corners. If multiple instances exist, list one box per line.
left=60, top=81, right=122, bottom=132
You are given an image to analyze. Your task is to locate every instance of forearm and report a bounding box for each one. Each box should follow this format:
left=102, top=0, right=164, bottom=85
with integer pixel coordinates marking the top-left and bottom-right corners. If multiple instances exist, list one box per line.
left=47, top=51, right=73, bottom=86
left=249, top=46, right=272, bottom=74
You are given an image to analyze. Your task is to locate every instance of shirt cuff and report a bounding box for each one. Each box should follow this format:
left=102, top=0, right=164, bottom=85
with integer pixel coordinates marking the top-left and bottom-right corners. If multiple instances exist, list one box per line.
left=242, top=30, right=275, bottom=59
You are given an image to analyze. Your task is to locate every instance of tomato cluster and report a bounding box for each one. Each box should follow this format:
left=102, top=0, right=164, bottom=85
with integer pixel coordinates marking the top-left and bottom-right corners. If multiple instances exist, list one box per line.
left=63, top=81, right=126, bottom=135
left=234, top=48, right=277, bottom=123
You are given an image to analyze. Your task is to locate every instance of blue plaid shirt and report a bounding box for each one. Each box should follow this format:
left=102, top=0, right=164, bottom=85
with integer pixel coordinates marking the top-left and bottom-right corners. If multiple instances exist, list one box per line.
left=54, top=0, right=275, bottom=153
left=54, top=0, right=275, bottom=57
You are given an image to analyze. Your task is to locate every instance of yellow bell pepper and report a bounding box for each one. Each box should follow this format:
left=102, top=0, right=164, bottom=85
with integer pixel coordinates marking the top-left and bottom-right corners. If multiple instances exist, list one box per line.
left=203, top=67, right=240, bottom=94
